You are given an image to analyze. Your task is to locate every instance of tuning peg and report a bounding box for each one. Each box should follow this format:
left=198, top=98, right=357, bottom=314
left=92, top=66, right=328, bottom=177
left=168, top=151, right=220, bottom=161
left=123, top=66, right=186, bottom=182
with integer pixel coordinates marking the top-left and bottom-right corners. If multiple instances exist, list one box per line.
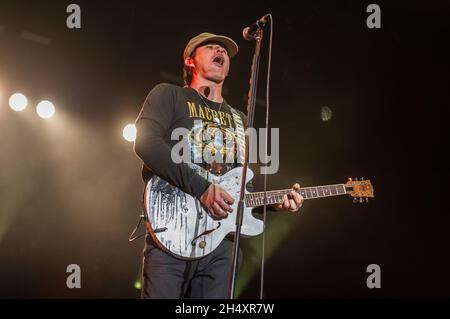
left=353, top=198, right=358, bottom=203
left=355, top=177, right=358, bottom=181
left=359, top=198, right=364, bottom=203
left=361, top=177, right=364, bottom=181
left=365, top=198, right=369, bottom=203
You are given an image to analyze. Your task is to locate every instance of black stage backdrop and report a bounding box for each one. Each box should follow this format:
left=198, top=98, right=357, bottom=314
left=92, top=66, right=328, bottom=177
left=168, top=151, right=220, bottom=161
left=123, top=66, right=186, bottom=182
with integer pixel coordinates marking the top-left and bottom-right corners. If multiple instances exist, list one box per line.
left=0, top=0, right=448, bottom=299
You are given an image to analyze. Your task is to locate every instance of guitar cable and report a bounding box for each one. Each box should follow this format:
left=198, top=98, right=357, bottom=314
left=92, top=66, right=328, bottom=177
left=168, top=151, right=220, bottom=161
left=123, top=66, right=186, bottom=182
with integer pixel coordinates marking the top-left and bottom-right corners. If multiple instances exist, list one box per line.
left=129, top=189, right=148, bottom=242
left=259, top=14, right=274, bottom=300
left=128, top=212, right=146, bottom=242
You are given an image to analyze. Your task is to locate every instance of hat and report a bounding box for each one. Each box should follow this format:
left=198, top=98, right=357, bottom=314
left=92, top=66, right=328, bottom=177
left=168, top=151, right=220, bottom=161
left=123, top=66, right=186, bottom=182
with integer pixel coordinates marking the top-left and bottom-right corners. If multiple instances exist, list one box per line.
left=183, top=32, right=239, bottom=60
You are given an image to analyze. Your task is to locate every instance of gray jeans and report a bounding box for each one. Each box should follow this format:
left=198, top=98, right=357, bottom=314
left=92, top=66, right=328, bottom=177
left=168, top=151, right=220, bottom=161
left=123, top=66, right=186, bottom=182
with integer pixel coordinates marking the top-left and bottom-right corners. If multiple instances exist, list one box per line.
left=141, top=235, right=242, bottom=299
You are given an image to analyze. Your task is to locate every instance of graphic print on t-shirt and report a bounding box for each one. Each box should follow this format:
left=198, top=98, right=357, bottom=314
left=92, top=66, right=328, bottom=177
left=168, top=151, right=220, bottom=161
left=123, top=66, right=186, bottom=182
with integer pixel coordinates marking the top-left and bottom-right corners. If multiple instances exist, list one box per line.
left=186, top=101, right=240, bottom=176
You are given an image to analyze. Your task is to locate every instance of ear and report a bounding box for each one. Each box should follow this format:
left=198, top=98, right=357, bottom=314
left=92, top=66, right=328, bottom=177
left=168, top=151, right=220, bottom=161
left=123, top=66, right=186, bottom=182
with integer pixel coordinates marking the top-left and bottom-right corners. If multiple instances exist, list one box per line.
left=184, top=57, right=195, bottom=68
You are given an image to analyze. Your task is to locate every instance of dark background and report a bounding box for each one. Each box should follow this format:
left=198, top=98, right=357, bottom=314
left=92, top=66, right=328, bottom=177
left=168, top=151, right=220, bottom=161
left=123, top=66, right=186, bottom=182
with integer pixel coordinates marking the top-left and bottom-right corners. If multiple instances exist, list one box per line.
left=0, top=0, right=448, bottom=298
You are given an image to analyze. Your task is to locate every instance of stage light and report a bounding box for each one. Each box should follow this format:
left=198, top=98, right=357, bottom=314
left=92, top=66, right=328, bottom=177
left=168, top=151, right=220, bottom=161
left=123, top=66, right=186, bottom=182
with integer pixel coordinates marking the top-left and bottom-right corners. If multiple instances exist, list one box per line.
left=9, top=93, right=28, bottom=111
left=36, top=100, right=55, bottom=119
left=123, top=124, right=136, bottom=142
left=134, top=280, right=142, bottom=290
left=321, top=106, right=333, bottom=121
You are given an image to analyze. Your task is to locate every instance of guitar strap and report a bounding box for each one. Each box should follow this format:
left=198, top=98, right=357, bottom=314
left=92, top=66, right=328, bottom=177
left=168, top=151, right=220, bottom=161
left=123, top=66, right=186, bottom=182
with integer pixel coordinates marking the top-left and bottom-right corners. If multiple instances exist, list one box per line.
left=229, top=108, right=246, bottom=166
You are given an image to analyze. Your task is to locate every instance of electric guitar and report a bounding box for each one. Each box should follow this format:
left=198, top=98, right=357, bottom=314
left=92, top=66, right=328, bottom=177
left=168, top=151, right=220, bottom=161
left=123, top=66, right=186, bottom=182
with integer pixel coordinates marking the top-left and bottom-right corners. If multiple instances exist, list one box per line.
left=144, top=164, right=374, bottom=260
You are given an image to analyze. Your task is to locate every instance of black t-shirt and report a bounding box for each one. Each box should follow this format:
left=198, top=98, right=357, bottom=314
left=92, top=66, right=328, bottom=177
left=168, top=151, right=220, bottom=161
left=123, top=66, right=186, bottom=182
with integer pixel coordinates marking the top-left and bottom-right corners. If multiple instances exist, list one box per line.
left=134, top=83, right=247, bottom=200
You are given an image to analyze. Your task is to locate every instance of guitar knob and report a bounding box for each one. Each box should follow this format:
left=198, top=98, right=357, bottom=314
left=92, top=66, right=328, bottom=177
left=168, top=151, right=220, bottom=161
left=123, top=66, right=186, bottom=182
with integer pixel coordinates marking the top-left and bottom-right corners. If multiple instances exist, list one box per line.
left=361, top=177, right=364, bottom=181
left=353, top=198, right=358, bottom=203
left=366, top=198, right=369, bottom=203
left=355, top=177, right=358, bottom=181
left=359, top=198, right=364, bottom=203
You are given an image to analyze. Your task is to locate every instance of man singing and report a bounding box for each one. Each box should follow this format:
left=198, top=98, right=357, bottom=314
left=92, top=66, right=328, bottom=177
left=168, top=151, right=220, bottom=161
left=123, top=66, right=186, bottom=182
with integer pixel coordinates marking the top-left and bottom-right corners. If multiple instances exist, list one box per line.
left=134, top=32, right=303, bottom=298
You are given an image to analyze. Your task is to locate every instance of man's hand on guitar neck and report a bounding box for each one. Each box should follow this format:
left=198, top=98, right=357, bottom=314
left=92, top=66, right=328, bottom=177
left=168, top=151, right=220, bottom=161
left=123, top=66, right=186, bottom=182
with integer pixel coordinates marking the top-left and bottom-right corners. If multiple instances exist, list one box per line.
left=273, top=183, right=304, bottom=213
left=200, top=184, right=235, bottom=220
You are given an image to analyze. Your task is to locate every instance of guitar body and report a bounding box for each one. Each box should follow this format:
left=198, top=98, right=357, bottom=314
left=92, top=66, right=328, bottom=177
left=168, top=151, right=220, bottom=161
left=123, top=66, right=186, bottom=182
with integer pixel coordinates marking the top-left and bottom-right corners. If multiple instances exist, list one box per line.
left=144, top=164, right=264, bottom=260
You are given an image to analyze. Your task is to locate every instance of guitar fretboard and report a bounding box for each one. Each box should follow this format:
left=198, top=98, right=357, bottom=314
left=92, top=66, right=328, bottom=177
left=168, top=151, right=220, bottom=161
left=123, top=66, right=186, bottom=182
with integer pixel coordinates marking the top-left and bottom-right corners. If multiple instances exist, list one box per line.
left=245, top=184, right=347, bottom=208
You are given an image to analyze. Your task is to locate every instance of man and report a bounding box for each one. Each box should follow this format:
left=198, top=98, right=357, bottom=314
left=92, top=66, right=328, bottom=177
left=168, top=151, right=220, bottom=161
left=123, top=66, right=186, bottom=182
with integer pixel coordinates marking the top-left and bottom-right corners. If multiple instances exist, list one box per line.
left=134, top=32, right=303, bottom=299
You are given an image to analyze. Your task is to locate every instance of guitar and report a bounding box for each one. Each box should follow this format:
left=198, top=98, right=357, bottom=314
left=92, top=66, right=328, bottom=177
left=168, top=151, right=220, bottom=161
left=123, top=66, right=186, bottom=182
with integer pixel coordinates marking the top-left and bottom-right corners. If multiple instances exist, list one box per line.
left=144, top=164, right=374, bottom=260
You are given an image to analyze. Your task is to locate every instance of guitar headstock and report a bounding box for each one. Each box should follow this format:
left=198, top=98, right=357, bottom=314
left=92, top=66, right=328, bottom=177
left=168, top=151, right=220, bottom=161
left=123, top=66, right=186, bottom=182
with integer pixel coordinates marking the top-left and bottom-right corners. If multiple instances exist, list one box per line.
left=345, top=177, right=374, bottom=203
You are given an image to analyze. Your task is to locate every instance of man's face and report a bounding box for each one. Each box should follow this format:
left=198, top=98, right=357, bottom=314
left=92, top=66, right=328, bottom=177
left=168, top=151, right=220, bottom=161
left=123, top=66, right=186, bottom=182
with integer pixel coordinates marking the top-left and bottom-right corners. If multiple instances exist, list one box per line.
left=187, top=42, right=230, bottom=84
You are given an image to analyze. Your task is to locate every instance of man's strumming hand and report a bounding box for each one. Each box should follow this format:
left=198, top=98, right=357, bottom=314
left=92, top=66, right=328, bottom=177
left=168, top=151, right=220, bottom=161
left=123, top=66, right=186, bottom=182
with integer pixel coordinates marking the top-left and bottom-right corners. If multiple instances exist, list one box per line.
left=200, top=184, right=235, bottom=220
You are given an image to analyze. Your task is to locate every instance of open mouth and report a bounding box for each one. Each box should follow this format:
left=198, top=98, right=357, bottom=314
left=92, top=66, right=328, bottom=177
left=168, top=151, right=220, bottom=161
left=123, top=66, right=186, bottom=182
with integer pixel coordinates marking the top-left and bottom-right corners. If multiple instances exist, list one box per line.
left=212, top=55, right=224, bottom=67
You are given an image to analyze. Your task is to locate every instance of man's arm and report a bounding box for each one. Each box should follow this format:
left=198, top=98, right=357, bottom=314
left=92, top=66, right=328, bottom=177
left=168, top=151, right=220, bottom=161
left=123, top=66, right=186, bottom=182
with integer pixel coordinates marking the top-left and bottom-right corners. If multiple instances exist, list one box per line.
left=134, top=84, right=210, bottom=199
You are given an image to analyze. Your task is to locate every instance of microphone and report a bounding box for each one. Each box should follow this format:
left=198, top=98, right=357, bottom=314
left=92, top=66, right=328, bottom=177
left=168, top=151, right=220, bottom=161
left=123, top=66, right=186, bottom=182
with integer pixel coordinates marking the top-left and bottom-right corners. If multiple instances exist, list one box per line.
left=242, top=14, right=270, bottom=40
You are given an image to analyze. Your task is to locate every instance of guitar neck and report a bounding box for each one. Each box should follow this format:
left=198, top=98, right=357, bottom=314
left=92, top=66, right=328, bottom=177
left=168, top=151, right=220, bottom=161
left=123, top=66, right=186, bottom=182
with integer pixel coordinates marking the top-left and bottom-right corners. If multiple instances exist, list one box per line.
left=246, top=184, right=350, bottom=208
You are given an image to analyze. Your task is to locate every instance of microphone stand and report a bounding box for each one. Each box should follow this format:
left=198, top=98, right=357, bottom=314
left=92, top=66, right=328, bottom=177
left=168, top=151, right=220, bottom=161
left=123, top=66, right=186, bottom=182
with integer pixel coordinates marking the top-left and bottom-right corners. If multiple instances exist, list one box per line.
left=229, top=27, right=264, bottom=299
